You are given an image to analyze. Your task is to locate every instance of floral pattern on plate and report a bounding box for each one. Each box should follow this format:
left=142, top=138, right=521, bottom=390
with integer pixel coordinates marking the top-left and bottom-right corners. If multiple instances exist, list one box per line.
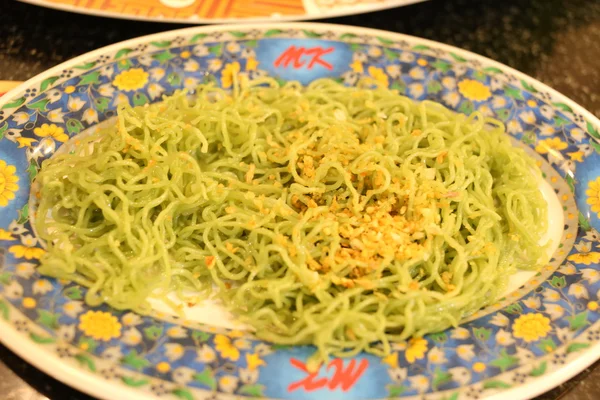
left=1, top=26, right=600, bottom=400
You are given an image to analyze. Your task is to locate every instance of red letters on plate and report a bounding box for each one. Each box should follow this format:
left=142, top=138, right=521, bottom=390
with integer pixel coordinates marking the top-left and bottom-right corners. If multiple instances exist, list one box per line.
left=287, top=358, right=369, bottom=392
left=274, top=46, right=335, bottom=71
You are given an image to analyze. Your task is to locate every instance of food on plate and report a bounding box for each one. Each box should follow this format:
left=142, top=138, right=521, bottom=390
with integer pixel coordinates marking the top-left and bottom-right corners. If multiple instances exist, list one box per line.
left=34, top=77, right=548, bottom=360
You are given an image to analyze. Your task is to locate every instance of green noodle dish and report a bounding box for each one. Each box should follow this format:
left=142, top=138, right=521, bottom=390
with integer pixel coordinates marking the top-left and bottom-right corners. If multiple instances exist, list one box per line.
left=34, top=77, right=548, bottom=361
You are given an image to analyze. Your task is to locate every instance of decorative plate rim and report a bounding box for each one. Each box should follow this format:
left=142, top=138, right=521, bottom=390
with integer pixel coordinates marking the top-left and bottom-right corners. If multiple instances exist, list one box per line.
left=17, top=0, right=428, bottom=25
left=1, top=315, right=165, bottom=400
left=2, top=22, right=599, bottom=138
left=1, top=22, right=599, bottom=400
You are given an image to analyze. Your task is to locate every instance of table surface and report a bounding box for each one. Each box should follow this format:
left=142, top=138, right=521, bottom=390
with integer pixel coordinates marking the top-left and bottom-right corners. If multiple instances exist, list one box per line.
left=1, top=0, right=599, bottom=399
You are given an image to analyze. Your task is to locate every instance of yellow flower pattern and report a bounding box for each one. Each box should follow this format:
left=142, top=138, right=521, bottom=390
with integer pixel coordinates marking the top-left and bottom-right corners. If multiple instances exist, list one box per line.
left=382, top=352, right=399, bottom=368
left=568, top=251, right=600, bottom=265
left=214, top=334, right=240, bottom=361
left=368, top=66, right=389, bottom=87
left=568, top=151, right=584, bottom=162
left=586, top=177, right=600, bottom=218
left=245, top=352, right=265, bottom=370
left=472, top=362, right=486, bottom=373
left=33, top=123, right=69, bottom=142
left=0, top=228, right=16, bottom=240
left=9, top=244, right=45, bottom=260
left=221, top=62, right=241, bottom=89
left=16, top=137, right=38, bottom=148
left=22, top=297, right=36, bottom=308
left=79, top=311, right=122, bottom=341
left=535, top=137, right=568, bottom=154
left=156, top=361, right=171, bottom=373
left=112, top=68, right=149, bottom=91
left=457, top=79, right=492, bottom=101
left=405, top=338, right=428, bottom=363
left=350, top=59, right=364, bottom=73
left=512, top=313, right=551, bottom=342
left=0, top=160, right=19, bottom=207
left=246, top=57, right=259, bottom=71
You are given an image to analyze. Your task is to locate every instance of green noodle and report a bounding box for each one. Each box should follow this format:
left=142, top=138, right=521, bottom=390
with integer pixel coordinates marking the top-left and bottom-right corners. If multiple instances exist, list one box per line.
left=34, top=78, right=548, bottom=360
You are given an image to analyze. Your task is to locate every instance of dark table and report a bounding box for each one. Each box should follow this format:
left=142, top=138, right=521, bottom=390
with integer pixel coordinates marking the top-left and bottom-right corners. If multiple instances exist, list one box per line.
left=1, top=0, right=599, bottom=399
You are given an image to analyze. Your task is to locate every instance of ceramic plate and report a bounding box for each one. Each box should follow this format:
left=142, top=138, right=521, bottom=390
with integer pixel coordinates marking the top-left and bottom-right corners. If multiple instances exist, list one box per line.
left=19, top=0, right=426, bottom=24
left=1, top=23, right=600, bottom=400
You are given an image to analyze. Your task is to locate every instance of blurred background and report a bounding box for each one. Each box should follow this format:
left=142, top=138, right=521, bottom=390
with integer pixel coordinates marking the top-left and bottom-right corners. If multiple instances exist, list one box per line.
left=1, top=0, right=599, bottom=399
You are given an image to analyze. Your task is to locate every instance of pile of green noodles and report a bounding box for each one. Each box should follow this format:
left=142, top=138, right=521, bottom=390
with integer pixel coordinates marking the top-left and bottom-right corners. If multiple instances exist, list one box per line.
left=34, top=77, right=548, bottom=361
